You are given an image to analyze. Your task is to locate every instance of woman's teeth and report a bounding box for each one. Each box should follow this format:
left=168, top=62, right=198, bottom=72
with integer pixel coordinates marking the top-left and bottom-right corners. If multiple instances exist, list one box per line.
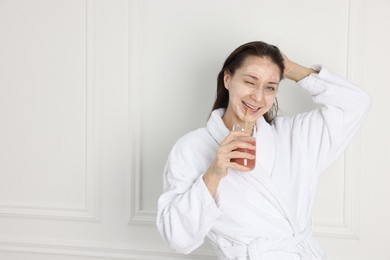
left=243, top=101, right=260, bottom=111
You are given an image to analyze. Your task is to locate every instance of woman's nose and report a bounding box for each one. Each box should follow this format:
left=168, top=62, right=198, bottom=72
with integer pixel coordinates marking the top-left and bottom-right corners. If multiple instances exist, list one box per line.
left=250, top=88, right=263, bottom=102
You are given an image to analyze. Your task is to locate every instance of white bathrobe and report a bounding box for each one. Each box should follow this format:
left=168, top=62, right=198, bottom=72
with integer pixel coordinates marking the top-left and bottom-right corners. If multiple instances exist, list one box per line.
left=156, top=67, right=371, bottom=260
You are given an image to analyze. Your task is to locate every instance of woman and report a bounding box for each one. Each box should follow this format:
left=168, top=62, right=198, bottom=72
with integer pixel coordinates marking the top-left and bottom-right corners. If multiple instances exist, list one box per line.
left=156, top=41, right=371, bottom=259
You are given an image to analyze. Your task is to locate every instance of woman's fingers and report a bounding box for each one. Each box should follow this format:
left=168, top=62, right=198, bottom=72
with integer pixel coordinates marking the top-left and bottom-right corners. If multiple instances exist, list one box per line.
left=229, top=150, right=255, bottom=160
left=220, top=130, right=250, bottom=145
left=229, top=161, right=252, bottom=172
left=219, top=139, right=256, bottom=158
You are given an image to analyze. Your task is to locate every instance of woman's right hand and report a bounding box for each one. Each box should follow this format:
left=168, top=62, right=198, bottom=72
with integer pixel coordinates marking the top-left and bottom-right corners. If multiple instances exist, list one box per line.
left=202, top=130, right=255, bottom=197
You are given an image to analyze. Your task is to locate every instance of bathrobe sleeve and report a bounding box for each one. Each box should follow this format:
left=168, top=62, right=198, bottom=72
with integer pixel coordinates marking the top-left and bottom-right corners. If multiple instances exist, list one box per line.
left=156, top=129, right=223, bottom=254
left=276, top=66, right=371, bottom=173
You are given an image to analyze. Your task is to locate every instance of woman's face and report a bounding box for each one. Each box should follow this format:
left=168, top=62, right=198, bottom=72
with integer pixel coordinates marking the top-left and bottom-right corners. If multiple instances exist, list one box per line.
left=223, top=55, right=281, bottom=129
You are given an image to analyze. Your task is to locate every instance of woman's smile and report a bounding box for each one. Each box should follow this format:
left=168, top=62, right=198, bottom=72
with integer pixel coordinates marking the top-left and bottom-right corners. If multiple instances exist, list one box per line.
left=242, top=101, right=260, bottom=113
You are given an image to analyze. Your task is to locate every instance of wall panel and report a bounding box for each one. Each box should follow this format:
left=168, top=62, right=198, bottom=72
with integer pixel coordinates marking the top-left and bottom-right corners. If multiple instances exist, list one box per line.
left=0, top=0, right=98, bottom=220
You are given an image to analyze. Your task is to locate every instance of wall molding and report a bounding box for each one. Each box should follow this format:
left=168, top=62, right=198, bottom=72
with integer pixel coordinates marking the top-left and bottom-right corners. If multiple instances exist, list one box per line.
left=0, top=238, right=213, bottom=260
left=0, top=0, right=99, bottom=222
left=128, top=0, right=148, bottom=225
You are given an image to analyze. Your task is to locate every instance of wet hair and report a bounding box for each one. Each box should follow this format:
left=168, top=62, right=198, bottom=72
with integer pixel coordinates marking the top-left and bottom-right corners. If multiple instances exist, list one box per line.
left=212, top=41, right=284, bottom=123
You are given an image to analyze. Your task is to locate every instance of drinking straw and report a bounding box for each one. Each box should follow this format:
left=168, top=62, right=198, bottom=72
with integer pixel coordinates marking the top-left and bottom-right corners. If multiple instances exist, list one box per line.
left=244, top=109, right=249, bottom=130
left=244, top=109, right=252, bottom=132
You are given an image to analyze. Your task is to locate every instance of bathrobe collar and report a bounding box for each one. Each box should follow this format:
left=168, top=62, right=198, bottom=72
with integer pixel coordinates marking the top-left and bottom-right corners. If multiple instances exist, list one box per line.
left=206, top=108, right=229, bottom=145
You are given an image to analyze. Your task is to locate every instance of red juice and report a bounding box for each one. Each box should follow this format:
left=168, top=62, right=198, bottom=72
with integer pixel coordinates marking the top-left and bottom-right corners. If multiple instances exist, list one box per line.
left=231, top=139, right=256, bottom=170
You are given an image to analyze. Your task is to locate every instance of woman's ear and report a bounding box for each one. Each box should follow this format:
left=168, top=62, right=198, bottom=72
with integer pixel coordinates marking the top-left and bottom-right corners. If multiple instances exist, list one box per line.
left=223, top=71, right=231, bottom=90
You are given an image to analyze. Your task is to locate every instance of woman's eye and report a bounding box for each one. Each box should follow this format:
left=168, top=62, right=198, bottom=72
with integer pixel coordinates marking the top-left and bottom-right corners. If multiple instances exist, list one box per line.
left=245, top=81, right=255, bottom=85
left=267, top=86, right=276, bottom=91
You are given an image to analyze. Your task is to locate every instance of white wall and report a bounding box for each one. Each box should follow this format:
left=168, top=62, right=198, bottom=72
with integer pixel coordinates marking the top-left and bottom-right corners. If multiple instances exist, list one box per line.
left=0, top=0, right=389, bottom=259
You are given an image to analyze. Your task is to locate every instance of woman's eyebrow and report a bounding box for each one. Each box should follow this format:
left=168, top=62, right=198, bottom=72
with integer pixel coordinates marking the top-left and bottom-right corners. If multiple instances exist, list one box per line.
left=243, top=74, right=280, bottom=85
left=244, top=74, right=279, bottom=84
left=243, top=74, right=258, bottom=80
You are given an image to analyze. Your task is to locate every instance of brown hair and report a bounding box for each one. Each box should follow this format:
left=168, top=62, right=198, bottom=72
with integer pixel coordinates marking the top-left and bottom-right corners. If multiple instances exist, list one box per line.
left=212, top=41, right=284, bottom=123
